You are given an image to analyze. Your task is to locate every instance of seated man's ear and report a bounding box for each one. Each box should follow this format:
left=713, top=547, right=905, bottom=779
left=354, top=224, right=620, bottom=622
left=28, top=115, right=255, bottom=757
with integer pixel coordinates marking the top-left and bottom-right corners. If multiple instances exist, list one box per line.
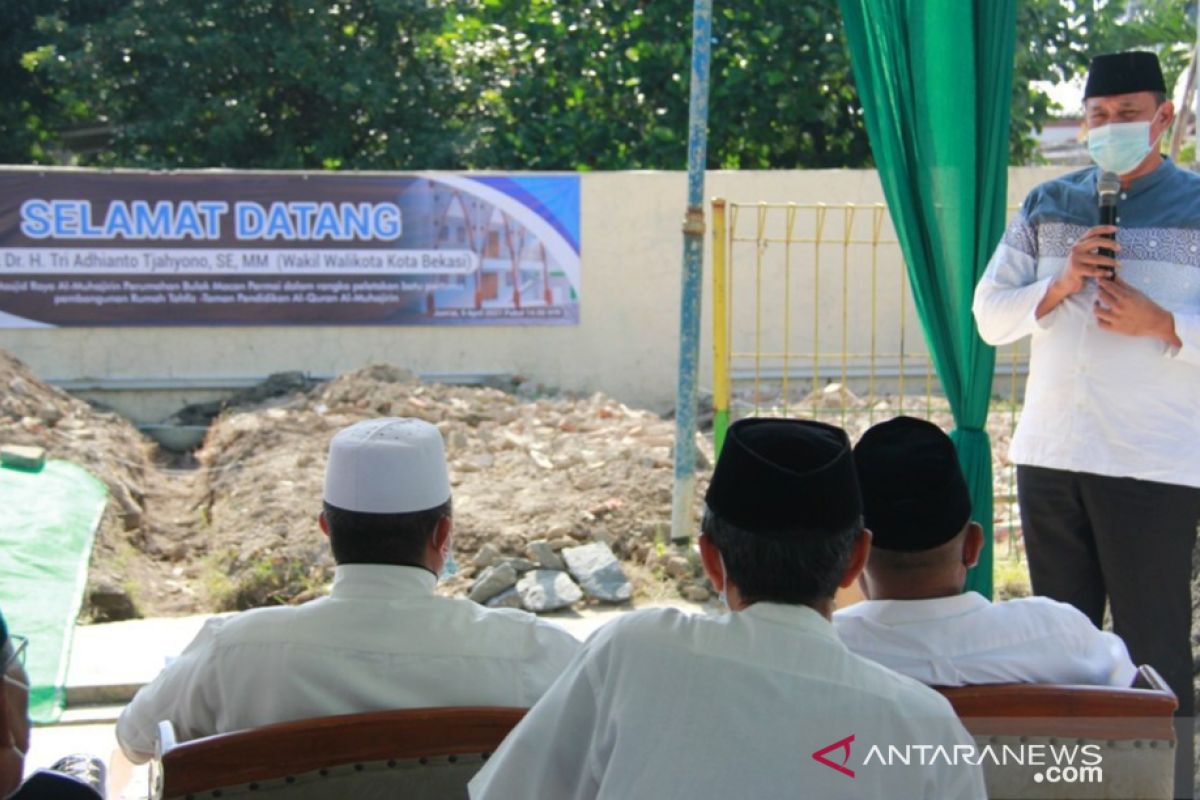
left=838, top=528, right=872, bottom=589
left=961, top=522, right=985, bottom=569
left=432, top=515, right=453, bottom=556
left=697, top=534, right=725, bottom=593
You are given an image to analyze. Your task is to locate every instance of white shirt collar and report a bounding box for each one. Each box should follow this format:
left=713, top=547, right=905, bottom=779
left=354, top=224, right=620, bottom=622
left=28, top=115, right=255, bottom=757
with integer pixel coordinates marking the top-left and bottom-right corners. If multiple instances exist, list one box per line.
left=330, top=564, right=437, bottom=598
left=837, top=591, right=990, bottom=625
left=740, top=601, right=841, bottom=643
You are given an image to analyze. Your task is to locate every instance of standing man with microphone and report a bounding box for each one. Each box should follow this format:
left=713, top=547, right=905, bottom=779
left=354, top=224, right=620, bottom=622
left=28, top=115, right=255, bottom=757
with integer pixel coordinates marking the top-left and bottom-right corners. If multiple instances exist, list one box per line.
left=974, top=51, right=1200, bottom=797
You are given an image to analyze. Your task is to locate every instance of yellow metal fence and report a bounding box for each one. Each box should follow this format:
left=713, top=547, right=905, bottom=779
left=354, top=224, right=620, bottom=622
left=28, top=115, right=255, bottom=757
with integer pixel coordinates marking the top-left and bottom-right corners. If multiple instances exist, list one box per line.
left=711, top=199, right=1028, bottom=556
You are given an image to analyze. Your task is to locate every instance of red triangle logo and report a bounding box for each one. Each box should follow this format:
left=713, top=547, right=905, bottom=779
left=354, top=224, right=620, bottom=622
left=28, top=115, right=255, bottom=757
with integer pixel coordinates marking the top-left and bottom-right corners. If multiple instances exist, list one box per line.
left=812, top=733, right=856, bottom=778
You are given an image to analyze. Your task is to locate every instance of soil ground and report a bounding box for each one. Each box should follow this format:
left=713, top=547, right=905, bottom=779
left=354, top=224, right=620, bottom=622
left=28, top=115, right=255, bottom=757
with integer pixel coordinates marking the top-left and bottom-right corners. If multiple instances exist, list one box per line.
left=1, top=352, right=712, bottom=619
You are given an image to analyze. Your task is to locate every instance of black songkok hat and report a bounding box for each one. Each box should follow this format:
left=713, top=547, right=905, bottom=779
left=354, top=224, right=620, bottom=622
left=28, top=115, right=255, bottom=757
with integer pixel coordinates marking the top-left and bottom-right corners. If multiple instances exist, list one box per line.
left=1084, top=51, right=1166, bottom=99
left=704, top=417, right=862, bottom=538
left=853, top=416, right=972, bottom=553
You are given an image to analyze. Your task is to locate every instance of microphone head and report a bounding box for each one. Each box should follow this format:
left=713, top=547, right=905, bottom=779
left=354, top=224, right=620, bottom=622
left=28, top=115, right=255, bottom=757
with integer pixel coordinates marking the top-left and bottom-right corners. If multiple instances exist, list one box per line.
left=1098, top=171, right=1121, bottom=204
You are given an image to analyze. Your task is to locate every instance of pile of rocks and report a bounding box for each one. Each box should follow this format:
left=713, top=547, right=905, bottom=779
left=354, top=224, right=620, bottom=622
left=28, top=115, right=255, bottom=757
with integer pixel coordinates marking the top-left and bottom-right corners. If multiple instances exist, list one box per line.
left=467, top=541, right=632, bottom=613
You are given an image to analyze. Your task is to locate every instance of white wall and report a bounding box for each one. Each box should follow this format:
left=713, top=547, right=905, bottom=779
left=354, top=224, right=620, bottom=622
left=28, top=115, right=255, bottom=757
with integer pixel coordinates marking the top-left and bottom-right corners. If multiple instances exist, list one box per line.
left=0, top=167, right=1066, bottom=422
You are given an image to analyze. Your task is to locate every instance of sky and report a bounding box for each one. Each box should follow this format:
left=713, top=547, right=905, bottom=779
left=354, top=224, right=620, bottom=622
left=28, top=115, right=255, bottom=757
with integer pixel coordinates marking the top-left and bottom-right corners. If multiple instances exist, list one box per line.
left=1034, top=78, right=1087, bottom=114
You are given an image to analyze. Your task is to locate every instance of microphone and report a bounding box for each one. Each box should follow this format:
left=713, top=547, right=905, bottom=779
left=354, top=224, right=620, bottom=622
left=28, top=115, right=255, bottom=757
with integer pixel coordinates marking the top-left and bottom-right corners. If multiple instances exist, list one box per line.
left=1097, top=171, right=1120, bottom=277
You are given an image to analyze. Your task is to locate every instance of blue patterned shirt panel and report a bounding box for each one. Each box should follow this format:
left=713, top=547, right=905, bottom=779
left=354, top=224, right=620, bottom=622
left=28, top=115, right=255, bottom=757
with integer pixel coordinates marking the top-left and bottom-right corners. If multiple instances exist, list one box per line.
left=1010, top=161, right=1200, bottom=268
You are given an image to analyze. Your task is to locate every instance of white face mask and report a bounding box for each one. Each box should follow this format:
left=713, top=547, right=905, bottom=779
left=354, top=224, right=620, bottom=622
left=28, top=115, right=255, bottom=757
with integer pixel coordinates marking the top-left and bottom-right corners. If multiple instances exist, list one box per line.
left=439, top=547, right=458, bottom=580
left=718, top=552, right=731, bottom=610
left=1087, top=118, right=1161, bottom=175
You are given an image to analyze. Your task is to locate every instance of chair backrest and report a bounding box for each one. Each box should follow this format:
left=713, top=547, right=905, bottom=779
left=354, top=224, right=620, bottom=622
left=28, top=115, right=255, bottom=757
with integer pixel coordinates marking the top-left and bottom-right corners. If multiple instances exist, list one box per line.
left=936, top=664, right=1177, bottom=739
left=934, top=665, right=1177, bottom=800
left=152, top=706, right=527, bottom=800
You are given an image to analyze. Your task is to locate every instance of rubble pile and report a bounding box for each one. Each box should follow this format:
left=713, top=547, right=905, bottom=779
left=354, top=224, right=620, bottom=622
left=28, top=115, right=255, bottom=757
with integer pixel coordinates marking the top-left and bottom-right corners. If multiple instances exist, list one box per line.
left=197, top=364, right=714, bottom=610
left=0, top=351, right=714, bottom=619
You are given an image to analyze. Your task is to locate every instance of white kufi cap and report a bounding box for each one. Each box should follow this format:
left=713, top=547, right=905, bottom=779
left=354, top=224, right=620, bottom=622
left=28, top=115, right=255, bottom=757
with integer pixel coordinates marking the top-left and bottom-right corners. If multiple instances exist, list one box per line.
left=323, top=418, right=451, bottom=513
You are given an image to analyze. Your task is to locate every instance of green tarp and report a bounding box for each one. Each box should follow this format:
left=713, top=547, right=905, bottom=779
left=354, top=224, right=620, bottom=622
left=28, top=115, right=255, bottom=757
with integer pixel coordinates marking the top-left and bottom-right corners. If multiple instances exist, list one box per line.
left=0, top=459, right=107, bottom=723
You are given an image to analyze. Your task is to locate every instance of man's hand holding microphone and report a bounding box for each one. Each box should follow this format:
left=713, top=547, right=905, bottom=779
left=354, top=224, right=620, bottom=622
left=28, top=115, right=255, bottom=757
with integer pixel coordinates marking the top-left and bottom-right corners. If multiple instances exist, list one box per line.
left=1036, top=172, right=1123, bottom=319
left=1035, top=224, right=1121, bottom=319
left=1034, top=170, right=1180, bottom=345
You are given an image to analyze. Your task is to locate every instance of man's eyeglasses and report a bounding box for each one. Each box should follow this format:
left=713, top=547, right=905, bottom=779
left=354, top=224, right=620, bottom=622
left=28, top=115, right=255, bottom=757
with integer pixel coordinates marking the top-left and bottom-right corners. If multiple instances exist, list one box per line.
left=3, top=635, right=27, bottom=672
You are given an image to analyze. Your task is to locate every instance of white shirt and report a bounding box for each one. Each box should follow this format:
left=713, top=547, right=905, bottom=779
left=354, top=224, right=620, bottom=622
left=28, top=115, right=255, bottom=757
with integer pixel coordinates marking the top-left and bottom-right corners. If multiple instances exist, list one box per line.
left=834, top=592, right=1137, bottom=688
left=116, top=564, right=579, bottom=763
left=470, top=604, right=986, bottom=800
left=972, top=162, right=1200, bottom=487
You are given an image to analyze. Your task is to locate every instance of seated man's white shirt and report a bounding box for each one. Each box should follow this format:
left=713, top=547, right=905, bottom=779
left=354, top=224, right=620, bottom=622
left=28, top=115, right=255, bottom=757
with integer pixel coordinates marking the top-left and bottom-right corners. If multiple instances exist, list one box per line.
left=833, top=591, right=1137, bottom=687
left=469, top=604, right=986, bottom=800
left=116, top=564, right=579, bottom=763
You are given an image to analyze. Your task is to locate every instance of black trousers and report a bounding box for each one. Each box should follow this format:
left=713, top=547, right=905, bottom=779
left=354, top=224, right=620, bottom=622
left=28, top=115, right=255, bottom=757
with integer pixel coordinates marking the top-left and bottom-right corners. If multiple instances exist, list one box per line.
left=1018, top=465, right=1200, bottom=798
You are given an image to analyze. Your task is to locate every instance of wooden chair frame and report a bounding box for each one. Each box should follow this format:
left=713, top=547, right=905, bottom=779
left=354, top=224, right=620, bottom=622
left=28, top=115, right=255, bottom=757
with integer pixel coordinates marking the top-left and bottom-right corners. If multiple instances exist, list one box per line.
left=935, top=664, right=1178, bottom=740
left=152, top=706, right=527, bottom=799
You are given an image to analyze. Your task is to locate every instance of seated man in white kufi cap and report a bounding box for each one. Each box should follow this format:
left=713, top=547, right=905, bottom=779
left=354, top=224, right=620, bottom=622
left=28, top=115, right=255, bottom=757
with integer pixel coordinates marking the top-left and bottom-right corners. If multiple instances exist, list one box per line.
left=116, top=418, right=579, bottom=763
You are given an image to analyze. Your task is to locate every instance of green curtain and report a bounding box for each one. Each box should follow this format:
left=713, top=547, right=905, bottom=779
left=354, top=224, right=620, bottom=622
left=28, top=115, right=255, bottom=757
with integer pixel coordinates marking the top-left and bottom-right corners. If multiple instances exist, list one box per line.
left=838, top=0, right=1015, bottom=597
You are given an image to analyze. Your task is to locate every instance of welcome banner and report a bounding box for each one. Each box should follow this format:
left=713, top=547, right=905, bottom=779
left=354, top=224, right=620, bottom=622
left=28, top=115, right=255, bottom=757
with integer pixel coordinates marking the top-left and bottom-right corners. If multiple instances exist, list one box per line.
left=0, top=170, right=580, bottom=327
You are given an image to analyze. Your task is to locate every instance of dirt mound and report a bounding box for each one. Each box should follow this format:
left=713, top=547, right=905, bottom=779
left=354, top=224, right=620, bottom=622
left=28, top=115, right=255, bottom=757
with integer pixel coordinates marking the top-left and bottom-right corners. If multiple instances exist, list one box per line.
left=2, top=351, right=147, bottom=514
left=0, top=350, right=182, bottom=619
left=196, top=365, right=712, bottom=610
left=1, top=351, right=711, bottom=619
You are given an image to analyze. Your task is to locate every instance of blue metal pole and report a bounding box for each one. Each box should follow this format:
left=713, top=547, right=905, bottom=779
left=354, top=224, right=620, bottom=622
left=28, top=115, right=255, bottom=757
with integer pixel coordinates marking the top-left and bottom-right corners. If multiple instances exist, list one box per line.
left=670, top=0, right=713, bottom=545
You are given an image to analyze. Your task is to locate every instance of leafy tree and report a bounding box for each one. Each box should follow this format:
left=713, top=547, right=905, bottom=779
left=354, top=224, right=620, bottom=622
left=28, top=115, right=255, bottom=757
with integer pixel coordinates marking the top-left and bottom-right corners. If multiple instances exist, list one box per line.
left=0, top=0, right=115, bottom=164
left=27, top=0, right=466, bottom=169
left=0, top=2, right=51, bottom=163
left=436, top=0, right=694, bottom=170
left=709, top=2, right=869, bottom=168
left=449, top=0, right=868, bottom=170
left=21, top=0, right=870, bottom=170
left=11, top=0, right=1199, bottom=169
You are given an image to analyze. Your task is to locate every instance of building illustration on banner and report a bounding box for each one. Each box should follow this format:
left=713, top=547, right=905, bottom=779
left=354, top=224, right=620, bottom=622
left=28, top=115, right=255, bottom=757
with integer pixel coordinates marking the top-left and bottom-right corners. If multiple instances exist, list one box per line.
left=411, top=178, right=577, bottom=316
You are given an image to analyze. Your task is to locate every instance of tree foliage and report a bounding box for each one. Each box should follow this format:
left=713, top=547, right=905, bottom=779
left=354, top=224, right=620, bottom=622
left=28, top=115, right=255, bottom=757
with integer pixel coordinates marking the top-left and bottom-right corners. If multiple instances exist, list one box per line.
left=443, top=0, right=695, bottom=170
left=4, top=0, right=1197, bottom=169
left=0, top=0, right=113, bottom=164
left=448, top=0, right=868, bottom=170
left=0, top=1, right=52, bottom=163
left=27, top=0, right=466, bottom=169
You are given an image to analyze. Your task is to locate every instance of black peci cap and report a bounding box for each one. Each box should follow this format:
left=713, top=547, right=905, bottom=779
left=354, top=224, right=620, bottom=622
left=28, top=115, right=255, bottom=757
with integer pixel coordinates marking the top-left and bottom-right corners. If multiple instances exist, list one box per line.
left=705, top=417, right=862, bottom=538
left=853, top=416, right=972, bottom=553
left=1084, top=51, right=1167, bottom=100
